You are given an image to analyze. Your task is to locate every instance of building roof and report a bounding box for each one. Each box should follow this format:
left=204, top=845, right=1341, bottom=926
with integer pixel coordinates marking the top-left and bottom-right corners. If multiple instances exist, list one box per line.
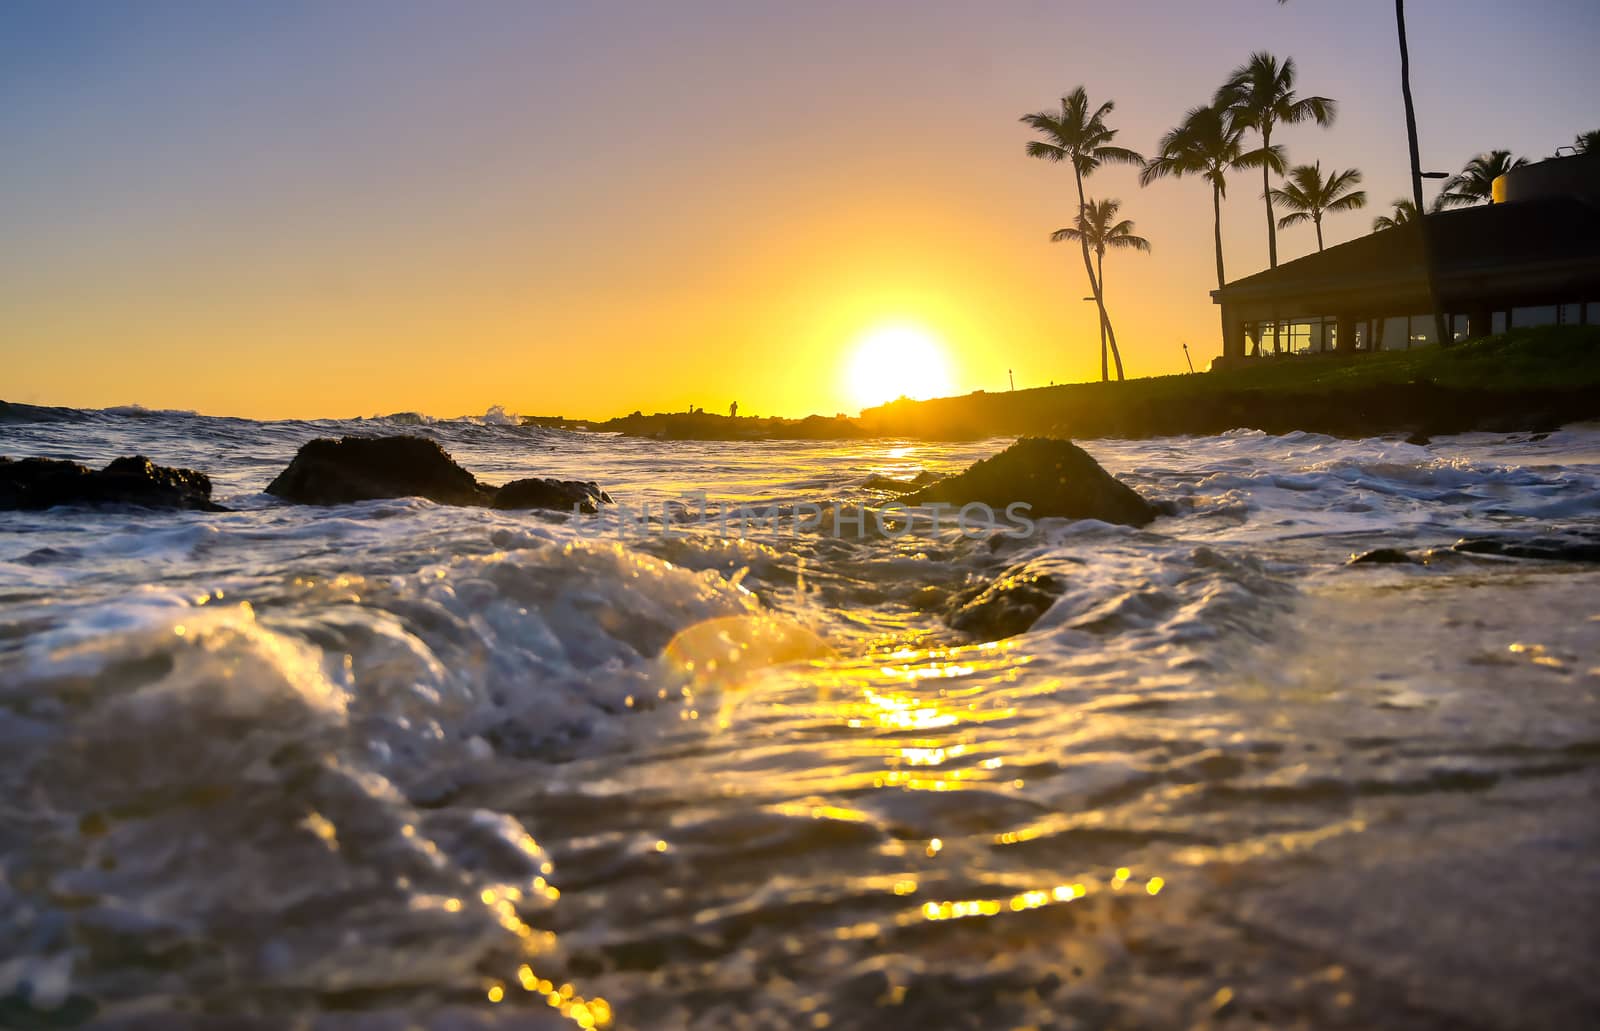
left=1211, top=195, right=1600, bottom=318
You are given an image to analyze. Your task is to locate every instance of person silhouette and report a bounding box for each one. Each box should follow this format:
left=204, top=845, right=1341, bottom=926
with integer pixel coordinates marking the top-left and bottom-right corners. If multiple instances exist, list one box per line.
left=729, top=401, right=738, bottom=418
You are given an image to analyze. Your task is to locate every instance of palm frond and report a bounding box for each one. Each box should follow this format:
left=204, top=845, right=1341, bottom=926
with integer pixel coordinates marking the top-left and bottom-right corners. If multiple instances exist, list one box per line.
left=1372, top=197, right=1418, bottom=230
left=1285, top=94, right=1336, bottom=126
left=1095, top=144, right=1146, bottom=167
left=1325, top=190, right=1367, bottom=212
left=1024, top=140, right=1067, bottom=162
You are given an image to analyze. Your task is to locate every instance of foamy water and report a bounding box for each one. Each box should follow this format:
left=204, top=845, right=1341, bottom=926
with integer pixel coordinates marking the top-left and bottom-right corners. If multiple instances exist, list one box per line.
left=2, top=408, right=1598, bottom=1029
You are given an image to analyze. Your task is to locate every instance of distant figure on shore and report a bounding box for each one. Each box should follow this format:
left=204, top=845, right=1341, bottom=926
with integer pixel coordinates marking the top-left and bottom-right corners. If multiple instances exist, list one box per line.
left=729, top=401, right=739, bottom=418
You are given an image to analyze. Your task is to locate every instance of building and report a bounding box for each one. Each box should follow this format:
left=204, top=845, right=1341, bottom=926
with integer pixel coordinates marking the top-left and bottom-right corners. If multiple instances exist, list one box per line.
left=1210, top=152, right=1600, bottom=361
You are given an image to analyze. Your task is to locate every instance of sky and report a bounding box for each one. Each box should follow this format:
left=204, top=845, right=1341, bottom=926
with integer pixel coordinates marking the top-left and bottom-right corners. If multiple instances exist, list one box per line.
left=3, top=0, right=1597, bottom=420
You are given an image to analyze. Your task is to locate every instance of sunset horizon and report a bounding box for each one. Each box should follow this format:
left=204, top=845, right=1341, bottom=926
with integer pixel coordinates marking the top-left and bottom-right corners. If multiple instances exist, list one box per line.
left=4, top=4, right=1600, bottom=1029
left=5, top=0, right=1597, bottom=420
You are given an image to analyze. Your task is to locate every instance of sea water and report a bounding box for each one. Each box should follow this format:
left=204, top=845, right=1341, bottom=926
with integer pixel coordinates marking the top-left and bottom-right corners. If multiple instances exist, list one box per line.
left=2, top=408, right=1597, bottom=1029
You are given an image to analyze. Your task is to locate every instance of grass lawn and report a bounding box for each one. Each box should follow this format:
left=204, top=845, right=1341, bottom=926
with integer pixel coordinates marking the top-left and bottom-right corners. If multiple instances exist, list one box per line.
left=1150, top=325, right=1600, bottom=396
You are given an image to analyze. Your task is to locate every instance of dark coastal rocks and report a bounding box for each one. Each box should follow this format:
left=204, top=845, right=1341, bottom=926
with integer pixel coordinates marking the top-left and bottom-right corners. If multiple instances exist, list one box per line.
left=0, top=455, right=224, bottom=511
left=904, top=437, right=1163, bottom=528
left=945, top=570, right=1065, bottom=641
left=492, top=478, right=611, bottom=514
left=267, top=435, right=493, bottom=506
left=862, top=470, right=940, bottom=494
left=266, top=435, right=613, bottom=513
left=1347, top=547, right=1419, bottom=565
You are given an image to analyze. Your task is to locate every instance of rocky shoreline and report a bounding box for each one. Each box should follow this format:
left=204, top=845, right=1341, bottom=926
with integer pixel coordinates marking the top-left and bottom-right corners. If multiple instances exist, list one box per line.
left=0, top=436, right=1172, bottom=531
left=561, top=327, right=1600, bottom=443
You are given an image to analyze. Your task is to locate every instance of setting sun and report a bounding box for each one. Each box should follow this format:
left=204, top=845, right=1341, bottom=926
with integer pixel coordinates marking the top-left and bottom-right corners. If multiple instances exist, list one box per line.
left=846, top=324, right=956, bottom=410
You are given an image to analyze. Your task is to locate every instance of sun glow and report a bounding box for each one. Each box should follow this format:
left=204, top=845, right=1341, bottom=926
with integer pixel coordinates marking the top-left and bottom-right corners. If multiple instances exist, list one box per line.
left=845, top=324, right=955, bottom=410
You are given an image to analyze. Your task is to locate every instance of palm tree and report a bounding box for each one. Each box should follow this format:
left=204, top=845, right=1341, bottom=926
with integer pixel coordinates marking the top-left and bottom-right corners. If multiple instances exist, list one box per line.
left=1435, top=150, right=1526, bottom=208
left=1050, top=199, right=1152, bottom=380
left=1576, top=130, right=1599, bottom=153
left=1270, top=162, right=1366, bottom=251
left=1215, top=52, right=1336, bottom=269
left=1142, top=104, right=1273, bottom=290
left=1371, top=197, right=1419, bottom=232
left=1277, top=0, right=1448, bottom=348
left=1021, top=87, right=1145, bottom=381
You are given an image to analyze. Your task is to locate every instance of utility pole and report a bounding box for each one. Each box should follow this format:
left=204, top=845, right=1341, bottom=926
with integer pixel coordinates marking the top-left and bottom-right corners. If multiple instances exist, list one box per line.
left=1182, top=342, right=1195, bottom=373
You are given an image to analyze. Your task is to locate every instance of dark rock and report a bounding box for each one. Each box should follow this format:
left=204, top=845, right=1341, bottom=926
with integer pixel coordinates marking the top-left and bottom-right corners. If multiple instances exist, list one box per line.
left=266, top=435, right=493, bottom=506
left=1348, top=548, right=1418, bottom=565
left=265, top=435, right=614, bottom=513
left=946, top=570, right=1065, bottom=641
left=863, top=470, right=940, bottom=494
left=904, top=437, right=1161, bottom=527
left=1453, top=532, right=1600, bottom=564
left=493, top=478, right=612, bottom=514
left=0, top=400, right=91, bottom=424
left=1404, top=431, right=1432, bottom=446
left=0, top=455, right=224, bottom=511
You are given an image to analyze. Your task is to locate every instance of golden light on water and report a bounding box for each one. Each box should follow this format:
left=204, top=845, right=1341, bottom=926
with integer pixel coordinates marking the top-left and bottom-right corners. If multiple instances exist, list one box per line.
left=845, top=324, right=955, bottom=409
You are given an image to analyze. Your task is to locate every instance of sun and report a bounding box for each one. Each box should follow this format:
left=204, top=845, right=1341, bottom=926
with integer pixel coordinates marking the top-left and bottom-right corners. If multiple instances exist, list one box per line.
left=845, top=324, right=955, bottom=410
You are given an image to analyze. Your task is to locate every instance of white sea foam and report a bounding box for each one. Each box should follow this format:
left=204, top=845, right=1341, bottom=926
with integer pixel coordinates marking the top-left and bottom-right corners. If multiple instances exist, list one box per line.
left=1, top=413, right=1598, bottom=1026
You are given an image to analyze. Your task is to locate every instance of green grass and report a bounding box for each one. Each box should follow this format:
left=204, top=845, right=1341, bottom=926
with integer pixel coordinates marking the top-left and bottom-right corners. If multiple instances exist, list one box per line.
left=1172, top=325, right=1600, bottom=395
left=858, top=325, right=1600, bottom=440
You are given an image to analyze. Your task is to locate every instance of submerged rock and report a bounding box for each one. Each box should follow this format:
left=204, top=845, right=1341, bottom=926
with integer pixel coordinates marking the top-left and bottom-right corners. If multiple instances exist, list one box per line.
left=905, top=437, right=1162, bottom=527
left=1453, top=532, right=1600, bottom=564
left=0, top=455, right=224, bottom=511
left=945, top=570, right=1065, bottom=641
left=266, top=435, right=614, bottom=512
left=863, top=470, right=940, bottom=494
left=493, top=477, right=612, bottom=514
left=1347, top=548, right=1418, bottom=565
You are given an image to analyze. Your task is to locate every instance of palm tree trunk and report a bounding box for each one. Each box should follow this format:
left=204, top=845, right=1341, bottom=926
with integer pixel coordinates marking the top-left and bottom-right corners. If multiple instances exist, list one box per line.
left=1212, top=183, right=1226, bottom=289
left=1315, top=217, right=1324, bottom=252
left=1262, top=124, right=1281, bottom=354
left=1262, top=124, right=1278, bottom=268
left=1395, top=0, right=1451, bottom=349
left=1072, top=165, right=1125, bottom=381
left=1096, top=249, right=1123, bottom=380
left=1396, top=3, right=1424, bottom=218
left=1096, top=251, right=1108, bottom=382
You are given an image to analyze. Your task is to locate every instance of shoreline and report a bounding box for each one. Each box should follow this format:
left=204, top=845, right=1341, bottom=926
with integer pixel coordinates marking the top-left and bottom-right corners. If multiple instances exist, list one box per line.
left=570, top=325, right=1600, bottom=443
left=5, top=327, right=1596, bottom=445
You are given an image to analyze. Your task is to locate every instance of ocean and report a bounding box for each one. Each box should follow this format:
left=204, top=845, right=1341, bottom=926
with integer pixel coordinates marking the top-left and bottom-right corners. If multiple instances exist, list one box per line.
left=2, top=407, right=1598, bottom=1029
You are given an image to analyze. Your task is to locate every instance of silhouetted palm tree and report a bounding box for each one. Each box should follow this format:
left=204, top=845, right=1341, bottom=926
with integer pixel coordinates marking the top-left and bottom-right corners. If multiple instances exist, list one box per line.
left=1371, top=197, right=1419, bottom=231
left=1576, top=130, right=1599, bottom=153
left=1021, top=87, right=1144, bottom=381
left=1270, top=163, right=1366, bottom=251
left=1142, top=104, right=1273, bottom=290
left=1216, top=52, right=1336, bottom=269
left=1435, top=150, right=1526, bottom=208
left=1051, top=199, right=1152, bottom=381
left=1270, top=1, right=1427, bottom=227
left=1278, top=0, right=1450, bottom=348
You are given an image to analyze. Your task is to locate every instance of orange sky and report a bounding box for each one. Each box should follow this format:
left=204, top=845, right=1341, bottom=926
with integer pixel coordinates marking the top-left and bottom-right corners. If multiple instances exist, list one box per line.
left=3, top=1, right=1597, bottom=420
